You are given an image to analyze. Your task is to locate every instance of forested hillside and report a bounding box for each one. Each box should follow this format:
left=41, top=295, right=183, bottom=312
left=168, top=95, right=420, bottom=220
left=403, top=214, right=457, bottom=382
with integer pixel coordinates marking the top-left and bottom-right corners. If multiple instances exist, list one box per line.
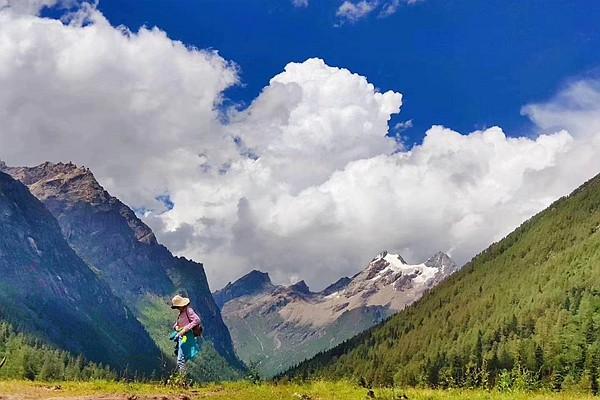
left=0, top=322, right=115, bottom=381
left=283, top=172, right=600, bottom=393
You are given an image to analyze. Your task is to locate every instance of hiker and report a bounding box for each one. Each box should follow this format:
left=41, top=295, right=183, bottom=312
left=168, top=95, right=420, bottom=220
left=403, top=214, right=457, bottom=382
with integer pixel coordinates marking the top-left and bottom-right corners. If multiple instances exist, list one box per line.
left=171, top=295, right=203, bottom=372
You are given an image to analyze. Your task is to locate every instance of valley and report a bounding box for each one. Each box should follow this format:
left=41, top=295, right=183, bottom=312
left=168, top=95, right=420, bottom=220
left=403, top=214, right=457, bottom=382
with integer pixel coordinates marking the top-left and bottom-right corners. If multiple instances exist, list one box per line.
left=1, top=1, right=598, bottom=398
left=215, top=251, right=459, bottom=376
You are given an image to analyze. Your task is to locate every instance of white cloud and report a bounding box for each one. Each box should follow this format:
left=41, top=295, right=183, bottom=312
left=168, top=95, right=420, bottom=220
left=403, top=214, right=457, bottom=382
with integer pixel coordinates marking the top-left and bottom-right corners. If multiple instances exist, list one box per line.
left=292, top=0, right=309, bottom=7
left=147, top=73, right=600, bottom=290
left=2, top=5, right=600, bottom=291
left=0, top=0, right=58, bottom=14
left=380, top=0, right=423, bottom=17
left=335, top=0, right=424, bottom=21
left=336, top=1, right=378, bottom=23
left=225, top=58, right=402, bottom=192
left=393, top=119, right=413, bottom=132
left=379, top=0, right=401, bottom=17
left=0, top=0, right=79, bottom=15
left=0, top=7, right=238, bottom=209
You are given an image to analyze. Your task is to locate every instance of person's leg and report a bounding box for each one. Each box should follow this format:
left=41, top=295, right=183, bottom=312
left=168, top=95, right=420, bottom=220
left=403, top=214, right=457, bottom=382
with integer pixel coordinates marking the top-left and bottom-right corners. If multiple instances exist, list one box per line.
left=176, top=336, right=186, bottom=373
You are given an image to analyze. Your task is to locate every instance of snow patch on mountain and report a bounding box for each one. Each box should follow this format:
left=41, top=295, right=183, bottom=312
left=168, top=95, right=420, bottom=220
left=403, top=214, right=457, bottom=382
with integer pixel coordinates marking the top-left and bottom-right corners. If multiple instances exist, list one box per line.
left=220, top=250, right=459, bottom=328
left=215, top=249, right=459, bottom=376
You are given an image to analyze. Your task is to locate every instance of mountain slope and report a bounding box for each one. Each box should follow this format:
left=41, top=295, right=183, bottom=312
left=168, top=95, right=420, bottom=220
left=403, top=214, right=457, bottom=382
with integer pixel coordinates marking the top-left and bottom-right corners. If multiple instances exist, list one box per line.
left=283, top=173, right=600, bottom=392
left=0, top=171, right=162, bottom=374
left=1, top=162, right=244, bottom=379
left=216, top=251, right=458, bottom=377
left=213, top=270, right=275, bottom=309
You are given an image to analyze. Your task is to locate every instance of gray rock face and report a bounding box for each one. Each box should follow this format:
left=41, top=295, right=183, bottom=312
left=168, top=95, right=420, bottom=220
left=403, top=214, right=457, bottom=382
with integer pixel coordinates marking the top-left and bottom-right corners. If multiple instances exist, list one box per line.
left=0, top=171, right=162, bottom=374
left=1, top=162, right=244, bottom=374
left=320, top=276, right=351, bottom=296
left=215, top=250, right=460, bottom=377
left=425, top=251, right=460, bottom=285
left=213, top=270, right=275, bottom=308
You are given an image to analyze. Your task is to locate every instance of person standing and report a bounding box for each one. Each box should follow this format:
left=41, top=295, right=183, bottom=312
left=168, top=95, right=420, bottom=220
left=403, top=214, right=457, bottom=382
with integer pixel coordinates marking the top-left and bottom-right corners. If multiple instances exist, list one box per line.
left=171, top=295, right=202, bottom=372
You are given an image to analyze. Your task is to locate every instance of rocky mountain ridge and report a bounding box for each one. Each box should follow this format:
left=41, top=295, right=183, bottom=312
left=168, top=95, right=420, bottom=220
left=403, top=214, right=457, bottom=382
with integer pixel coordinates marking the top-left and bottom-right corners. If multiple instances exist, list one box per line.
left=215, top=250, right=459, bottom=376
left=213, top=270, right=275, bottom=308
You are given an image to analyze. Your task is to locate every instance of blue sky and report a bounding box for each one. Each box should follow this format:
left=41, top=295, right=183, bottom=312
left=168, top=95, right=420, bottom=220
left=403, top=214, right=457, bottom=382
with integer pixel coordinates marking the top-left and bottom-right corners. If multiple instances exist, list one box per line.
left=90, top=0, right=600, bottom=146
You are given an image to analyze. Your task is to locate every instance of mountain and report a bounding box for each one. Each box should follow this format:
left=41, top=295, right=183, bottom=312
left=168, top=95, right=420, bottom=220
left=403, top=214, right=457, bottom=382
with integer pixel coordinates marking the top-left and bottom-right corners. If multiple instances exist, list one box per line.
left=1, top=162, right=244, bottom=379
left=0, top=171, right=162, bottom=374
left=321, top=277, right=352, bottom=297
left=215, top=250, right=458, bottom=377
left=214, top=270, right=275, bottom=308
left=282, top=173, right=600, bottom=393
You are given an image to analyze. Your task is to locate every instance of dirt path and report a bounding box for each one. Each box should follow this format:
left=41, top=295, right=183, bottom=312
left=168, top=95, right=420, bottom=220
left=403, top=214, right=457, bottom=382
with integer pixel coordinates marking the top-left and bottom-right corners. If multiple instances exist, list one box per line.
left=0, top=394, right=197, bottom=400
left=0, top=387, right=199, bottom=400
left=0, top=395, right=179, bottom=400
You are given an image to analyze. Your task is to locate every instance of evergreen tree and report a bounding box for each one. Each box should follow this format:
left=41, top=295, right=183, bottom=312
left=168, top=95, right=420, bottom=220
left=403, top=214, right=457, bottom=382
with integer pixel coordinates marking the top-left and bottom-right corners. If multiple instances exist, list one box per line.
left=0, top=321, right=115, bottom=381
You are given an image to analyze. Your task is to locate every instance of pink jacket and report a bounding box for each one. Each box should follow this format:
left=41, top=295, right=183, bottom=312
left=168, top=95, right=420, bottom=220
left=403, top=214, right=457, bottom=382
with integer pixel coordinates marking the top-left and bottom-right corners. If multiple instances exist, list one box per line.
left=174, top=306, right=201, bottom=334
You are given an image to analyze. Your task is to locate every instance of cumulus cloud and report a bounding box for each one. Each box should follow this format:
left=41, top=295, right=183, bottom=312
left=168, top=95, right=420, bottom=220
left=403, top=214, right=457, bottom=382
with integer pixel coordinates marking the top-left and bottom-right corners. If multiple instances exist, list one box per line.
left=226, top=58, right=402, bottom=192
left=0, top=7, right=238, bottom=209
left=2, top=5, right=600, bottom=290
left=336, top=1, right=378, bottom=23
left=335, top=0, right=423, bottom=22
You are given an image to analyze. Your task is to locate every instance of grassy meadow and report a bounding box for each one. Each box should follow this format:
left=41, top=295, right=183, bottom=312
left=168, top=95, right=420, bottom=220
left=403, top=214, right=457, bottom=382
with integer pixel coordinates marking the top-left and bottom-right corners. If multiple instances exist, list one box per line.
left=0, top=380, right=599, bottom=400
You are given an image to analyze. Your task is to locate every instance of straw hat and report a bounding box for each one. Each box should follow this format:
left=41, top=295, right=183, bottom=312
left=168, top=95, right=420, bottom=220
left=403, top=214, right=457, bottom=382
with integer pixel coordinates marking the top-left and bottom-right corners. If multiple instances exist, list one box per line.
left=171, top=295, right=190, bottom=308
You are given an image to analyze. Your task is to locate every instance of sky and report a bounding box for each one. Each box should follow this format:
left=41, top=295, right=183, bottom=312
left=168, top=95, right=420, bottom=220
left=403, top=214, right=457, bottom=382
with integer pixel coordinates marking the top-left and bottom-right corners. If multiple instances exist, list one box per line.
left=92, top=0, right=600, bottom=144
left=1, top=0, right=600, bottom=290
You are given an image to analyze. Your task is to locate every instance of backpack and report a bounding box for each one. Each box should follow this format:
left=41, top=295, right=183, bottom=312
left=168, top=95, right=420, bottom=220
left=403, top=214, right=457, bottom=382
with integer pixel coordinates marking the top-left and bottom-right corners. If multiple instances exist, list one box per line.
left=185, top=307, right=204, bottom=337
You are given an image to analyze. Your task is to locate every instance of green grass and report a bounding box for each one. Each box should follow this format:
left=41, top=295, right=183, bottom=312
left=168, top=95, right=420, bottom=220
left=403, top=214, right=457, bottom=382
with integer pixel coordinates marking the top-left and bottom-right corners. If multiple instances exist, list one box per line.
left=0, top=379, right=598, bottom=399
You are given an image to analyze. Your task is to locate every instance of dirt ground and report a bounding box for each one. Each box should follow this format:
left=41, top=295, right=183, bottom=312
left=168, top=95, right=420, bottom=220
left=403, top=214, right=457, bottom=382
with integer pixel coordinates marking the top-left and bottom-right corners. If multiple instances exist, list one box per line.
left=0, top=393, right=196, bottom=400
left=0, top=384, right=199, bottom=400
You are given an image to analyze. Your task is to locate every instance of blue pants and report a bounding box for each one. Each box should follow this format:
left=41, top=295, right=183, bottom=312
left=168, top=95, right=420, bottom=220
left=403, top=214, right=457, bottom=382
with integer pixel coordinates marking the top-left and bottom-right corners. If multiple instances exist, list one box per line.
left=176, top=333, right=200, bottom=372
left=177, top=336, right=186, bottom=372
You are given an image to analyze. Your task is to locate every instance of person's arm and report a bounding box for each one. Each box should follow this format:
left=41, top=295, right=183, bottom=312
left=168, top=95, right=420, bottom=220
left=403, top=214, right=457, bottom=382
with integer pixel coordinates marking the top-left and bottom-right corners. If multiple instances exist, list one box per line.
left=180, top=307, right=201, bottom=334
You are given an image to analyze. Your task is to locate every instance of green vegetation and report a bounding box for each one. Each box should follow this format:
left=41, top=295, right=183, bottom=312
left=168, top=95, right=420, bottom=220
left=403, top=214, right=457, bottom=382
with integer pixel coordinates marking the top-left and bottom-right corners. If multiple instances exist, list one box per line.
left=226, top=298, right=386, bottom=378
left=0, top=322, right=114, bottom=381
left=1, top=379, right=599, bottom=399
left=284, top=174, right=600, bottom=394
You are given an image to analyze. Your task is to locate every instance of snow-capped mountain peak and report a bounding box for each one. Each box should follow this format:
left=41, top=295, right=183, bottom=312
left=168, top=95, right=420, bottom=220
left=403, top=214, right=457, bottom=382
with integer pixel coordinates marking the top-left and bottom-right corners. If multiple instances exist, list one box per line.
left=425, top=251, right=459, bottom=276
left=214, top=250, right=460, bottom=377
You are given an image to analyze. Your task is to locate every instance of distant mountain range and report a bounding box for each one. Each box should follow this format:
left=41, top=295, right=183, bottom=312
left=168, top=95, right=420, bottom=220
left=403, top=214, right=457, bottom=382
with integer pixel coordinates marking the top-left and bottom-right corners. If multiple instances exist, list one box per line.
left=214, top=250, right=459, bottom=376
left=283, top=172, right=600, bottom=393
left=0, top=161, right=244, bottom=380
